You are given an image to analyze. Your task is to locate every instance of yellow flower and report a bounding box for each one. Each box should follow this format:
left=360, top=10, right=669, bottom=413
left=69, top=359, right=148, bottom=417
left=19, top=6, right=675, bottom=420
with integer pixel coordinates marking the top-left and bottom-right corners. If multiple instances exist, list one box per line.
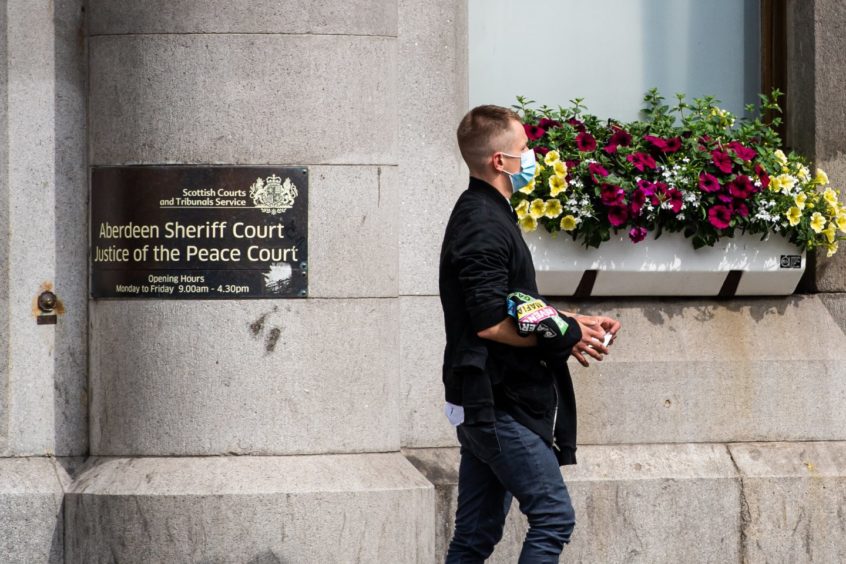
left=534, top=162, right=544, bottom=178
left=560, top=215, right=577, bottom=231
left=772, top=174, right=796, bottom=193
left=549, top=174, right=567, bottom=197
left=823, top=188, right=839, bottom=208
left=543, top=199, right=563, bottom=219
left=815, top=168, right=829, bottom=186
left=836, top=213, right=846, bottom=233
left=709, top=107, right=734, bottom=126
left=553, top=161, right=567, bottom=177
left=796, top=165, right=810, bottom=181
left=794, top=192, right=807, bottom=210
left=827, top=241, right=839, bottom=257
left=518, top=215, right=538, bottom=232
left=519, top=179, right=535, bottom=195
left=529, top=198, right=546, bottom=219
left=544, top=150, right=560, bottom=166
left=514, top=199, right=529, bottom=219
left=774, top=149, right=788, bottom=165
left=823, top=221, right=837, bottom=244
left=786, top=206, right=802, bottom=226
left=810, top=212, right=826, bottom=233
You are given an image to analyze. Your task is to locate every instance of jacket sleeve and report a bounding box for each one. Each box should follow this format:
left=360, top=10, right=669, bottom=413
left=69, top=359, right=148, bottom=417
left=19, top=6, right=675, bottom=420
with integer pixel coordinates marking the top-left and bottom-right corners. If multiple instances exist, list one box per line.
left=450, top=215, right=511, bottom=333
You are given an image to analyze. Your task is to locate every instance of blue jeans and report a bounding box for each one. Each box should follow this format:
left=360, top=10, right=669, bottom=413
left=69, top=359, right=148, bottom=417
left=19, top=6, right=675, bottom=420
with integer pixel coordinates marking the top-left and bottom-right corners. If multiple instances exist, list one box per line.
left=445, top=409, right=575, bottom=564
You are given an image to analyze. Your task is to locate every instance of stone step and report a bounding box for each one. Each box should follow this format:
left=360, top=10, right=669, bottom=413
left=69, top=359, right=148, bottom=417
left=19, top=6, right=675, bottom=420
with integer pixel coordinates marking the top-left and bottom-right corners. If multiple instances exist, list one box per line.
left=0, top=457, right=70, bottom=564
left=64, top=453, right=434, bottom=563
left=405, top=440, right=846, bottom=563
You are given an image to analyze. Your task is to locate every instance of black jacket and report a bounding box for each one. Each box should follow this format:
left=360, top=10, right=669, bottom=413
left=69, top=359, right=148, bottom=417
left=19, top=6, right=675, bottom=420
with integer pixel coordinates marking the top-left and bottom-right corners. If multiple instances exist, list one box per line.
left=439, top=176, right=582, bottom=465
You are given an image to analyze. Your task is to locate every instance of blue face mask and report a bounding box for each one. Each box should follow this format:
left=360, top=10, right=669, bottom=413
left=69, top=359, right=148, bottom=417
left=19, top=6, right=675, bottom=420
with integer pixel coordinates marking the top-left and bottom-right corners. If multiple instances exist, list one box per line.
left=501, top=148, right=536, bottom=191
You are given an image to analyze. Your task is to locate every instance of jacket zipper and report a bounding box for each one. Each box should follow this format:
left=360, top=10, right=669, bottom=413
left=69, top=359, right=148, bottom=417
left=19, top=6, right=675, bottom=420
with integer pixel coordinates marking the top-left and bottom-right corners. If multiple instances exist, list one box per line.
left=551, top=372, right=560, bottom=452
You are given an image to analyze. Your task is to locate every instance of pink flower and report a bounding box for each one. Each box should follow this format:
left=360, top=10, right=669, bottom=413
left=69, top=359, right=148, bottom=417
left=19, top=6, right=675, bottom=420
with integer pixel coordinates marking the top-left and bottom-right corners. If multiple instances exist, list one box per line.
left=708, top=205, right=732, bottom=229
left=626, top=152, right=657, bottom=172
left=604, top=126, right=632, bottom=154
left=665, top=188, right=683, bottom=213
left=635, top=180, right=659, bottom=209
left=588, top=162, right=609, bottom=183
left=711, top=150, right=733, bottom=174
left=629, top=226, right=648, bottom=243
left=663, top=137, right=682, bottom=153
left=630, top=188, right=648, bottom=215
left=735, top=202, right=749, bottom=217
left=525, top=124, right=546, bottom=141
left=728, top=175, right=756, bottom=199
left=699, top=172, right=721, bottom=193
left=608, top=205, right=629, bottom=227
left=643, top=135, right=668, bottom=151
left=575, top=132, right=597, bottom=152
left=728, top=141, right=756, bottom=161
left=567, top=118, right=586, bottom=132
left=754, top=164, right=770, bottom=190
left=600, top=184, right=625, bottom=206
left=538, top=118, right=562, bottom=130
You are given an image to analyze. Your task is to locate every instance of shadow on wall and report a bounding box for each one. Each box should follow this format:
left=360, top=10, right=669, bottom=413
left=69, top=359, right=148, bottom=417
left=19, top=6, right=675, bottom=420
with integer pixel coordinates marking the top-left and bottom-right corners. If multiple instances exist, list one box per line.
left=552, top=294, right=808, bottom=326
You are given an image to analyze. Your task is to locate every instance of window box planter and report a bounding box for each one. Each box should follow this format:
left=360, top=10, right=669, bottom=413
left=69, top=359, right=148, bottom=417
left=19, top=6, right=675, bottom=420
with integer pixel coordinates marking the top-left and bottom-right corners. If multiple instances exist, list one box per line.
left=524, top=230, right=805, bottom=297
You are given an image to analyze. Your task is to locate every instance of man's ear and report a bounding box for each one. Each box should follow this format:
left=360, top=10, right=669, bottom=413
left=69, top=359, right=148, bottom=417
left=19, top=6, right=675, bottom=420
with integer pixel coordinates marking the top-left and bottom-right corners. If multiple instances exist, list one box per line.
left=490, top=151, right=504, bottom=174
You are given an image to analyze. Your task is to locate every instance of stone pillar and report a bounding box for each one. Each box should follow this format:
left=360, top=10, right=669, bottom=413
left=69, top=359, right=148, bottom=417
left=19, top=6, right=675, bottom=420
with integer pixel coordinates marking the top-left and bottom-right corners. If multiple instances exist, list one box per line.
left=0, top=1, right=86, bottom=562
left=67, top=2, right=433, bottom=561
left=787, top=0, right=846, bottom=300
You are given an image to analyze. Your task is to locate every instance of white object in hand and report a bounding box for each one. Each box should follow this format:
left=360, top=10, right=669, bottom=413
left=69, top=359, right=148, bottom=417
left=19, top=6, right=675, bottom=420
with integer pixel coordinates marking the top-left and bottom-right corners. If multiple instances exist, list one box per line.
left=603, top=332, right=613, bottom=347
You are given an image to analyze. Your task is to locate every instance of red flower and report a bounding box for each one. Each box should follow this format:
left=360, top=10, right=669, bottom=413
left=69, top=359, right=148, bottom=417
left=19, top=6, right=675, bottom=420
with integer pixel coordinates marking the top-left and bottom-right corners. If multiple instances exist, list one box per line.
left=735, top=202, right=749, bottom=217
left=630, top=188, right=648, bottom=215
left=567, top=118, right=586, bottom=132
left=629, top=226, right=648, bottom=243
left=665, top=188, right=684, bottom=213
left=525, top=124, right=546, bottom=141
left=534, top=145, right=550, bottom=156
left=637, top=179, right=657, bottom=196
left=728, top=175, right=756, bottom=199
left=728, top=141, right=756, bottom=161
left=588, top=162, right=609, bottom=183
left=575, top=132, right=597, bottom=152
left=604, top=126, right=633, bottom=154
left=537, top=118, right=562, bottom=130
left=708, top=205, right=732, bottom=229
left=711, top=150, right=733, bottom=174
left=626, top=152, right=657, bottom=172
left=754, top=164, right=770, bottom=189
left=699, top=172, right=721, bottom=193
left=608, top=205, right=629, bottom=227
left=663, top=137, right=682, bottom=153
left=600, top=184, right=625, bottom=206
left=717, top=192, right=734, bottom=203
left=643, top=135, right=668, bottom=151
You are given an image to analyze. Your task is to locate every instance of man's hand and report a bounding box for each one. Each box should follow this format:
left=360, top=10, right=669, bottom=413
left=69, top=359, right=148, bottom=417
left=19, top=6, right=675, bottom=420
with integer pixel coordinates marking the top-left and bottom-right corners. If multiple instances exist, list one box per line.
left=569, top=315, right=622, bottom=367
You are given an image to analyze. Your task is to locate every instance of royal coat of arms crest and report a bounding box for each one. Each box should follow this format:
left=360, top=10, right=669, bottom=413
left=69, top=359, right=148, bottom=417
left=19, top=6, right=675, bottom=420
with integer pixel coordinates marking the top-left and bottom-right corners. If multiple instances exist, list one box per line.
left=249, top=174, right=298, bottom=215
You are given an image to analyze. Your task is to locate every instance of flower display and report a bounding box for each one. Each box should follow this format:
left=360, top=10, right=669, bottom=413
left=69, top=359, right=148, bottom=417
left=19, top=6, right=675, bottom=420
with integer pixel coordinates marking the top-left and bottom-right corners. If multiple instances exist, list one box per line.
left=511, top=89, right=844, bottom=255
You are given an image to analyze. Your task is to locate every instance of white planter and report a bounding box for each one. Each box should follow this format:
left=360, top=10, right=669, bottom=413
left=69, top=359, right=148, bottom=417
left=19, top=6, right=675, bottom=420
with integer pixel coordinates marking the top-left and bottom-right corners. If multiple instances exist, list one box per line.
left=524, top=230, right=806, bottom=297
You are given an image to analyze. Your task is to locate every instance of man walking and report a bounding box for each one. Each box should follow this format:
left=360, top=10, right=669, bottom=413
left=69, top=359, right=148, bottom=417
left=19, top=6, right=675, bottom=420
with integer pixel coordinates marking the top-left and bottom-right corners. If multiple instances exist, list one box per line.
left=440, top=105, right=621, bottom=562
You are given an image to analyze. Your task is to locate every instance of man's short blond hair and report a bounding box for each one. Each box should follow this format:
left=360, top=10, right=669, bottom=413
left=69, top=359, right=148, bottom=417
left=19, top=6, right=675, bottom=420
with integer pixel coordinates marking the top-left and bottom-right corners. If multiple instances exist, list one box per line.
left=456, top=105, right=521, bottom=173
